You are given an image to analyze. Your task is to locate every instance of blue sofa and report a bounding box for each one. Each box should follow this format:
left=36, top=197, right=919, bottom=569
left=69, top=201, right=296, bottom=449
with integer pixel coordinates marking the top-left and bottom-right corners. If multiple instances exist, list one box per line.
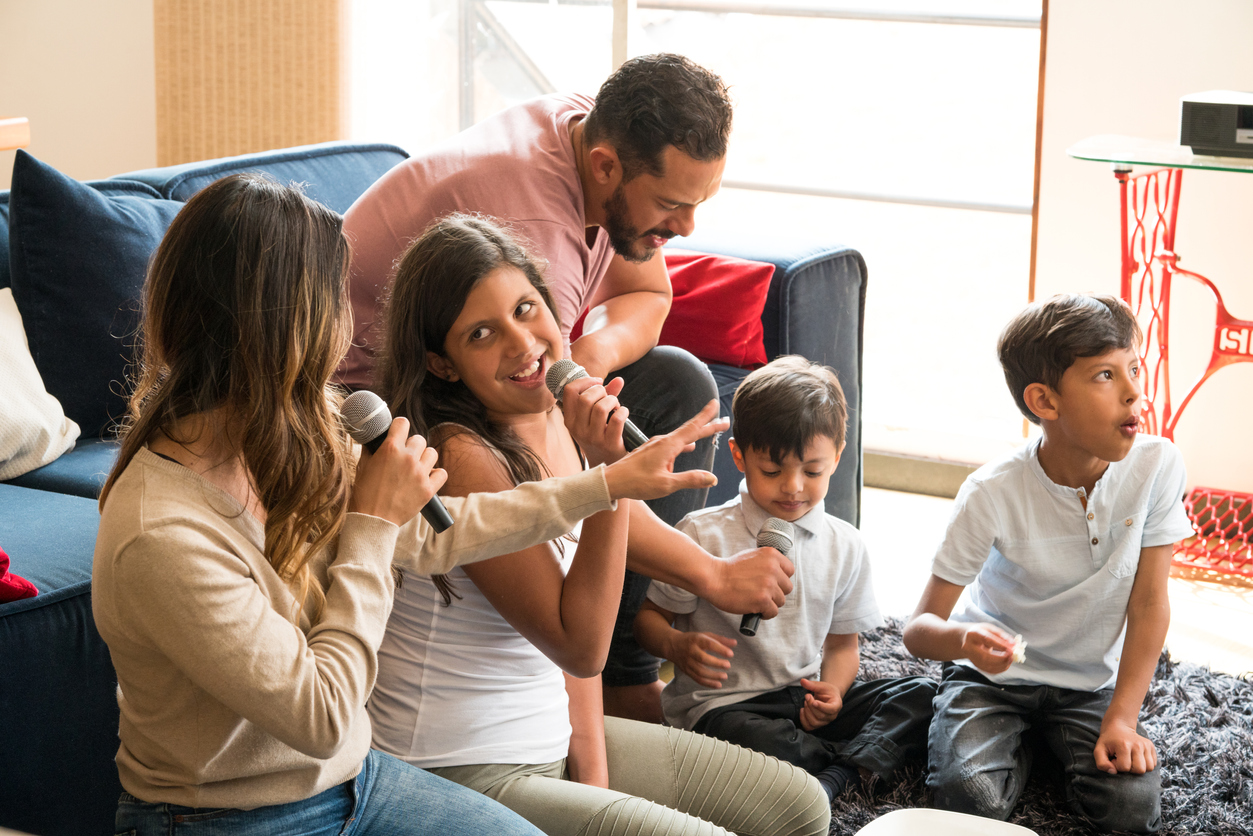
left=0, top=141, right=866, bottom=836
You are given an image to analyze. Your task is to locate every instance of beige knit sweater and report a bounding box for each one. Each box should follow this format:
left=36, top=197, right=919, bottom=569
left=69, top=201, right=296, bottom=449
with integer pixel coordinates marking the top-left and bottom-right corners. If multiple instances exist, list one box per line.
left=92, top=447, right=613, bottom=809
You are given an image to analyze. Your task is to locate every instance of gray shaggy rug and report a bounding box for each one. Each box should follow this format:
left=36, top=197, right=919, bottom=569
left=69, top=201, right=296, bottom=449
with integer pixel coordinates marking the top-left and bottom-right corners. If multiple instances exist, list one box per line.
left=833, top=619, right=1253, bottom=836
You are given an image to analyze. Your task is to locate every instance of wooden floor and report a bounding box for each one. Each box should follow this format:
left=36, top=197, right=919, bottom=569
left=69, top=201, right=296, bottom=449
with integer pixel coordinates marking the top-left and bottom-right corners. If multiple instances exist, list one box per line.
left=860, top=487, right=1253, bottom=678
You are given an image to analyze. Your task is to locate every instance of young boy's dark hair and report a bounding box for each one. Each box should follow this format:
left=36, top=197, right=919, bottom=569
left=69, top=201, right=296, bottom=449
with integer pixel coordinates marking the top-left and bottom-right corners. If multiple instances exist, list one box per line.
left=731, top=355, right=847, bottom=462
left=997, top=293, right=1142, bottom=424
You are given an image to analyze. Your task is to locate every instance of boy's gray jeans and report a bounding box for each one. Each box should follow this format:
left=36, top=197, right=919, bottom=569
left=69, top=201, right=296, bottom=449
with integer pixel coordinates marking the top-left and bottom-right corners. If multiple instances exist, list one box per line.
left=928, top=664, right=1162, bottom=834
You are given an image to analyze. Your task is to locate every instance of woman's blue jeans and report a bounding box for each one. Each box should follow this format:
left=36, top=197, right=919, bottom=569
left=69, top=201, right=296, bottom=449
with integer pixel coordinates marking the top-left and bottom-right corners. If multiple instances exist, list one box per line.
left=114, top=749, right=545, bottom=836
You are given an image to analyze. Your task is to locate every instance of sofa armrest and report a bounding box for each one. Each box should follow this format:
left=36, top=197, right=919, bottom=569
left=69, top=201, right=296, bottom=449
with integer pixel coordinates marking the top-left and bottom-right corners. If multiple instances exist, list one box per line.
left=673, top=233, right=867, bottom=527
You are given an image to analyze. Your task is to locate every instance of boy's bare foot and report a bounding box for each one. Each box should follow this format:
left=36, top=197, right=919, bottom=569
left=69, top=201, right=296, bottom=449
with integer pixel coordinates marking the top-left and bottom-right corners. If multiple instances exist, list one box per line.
left=603, top=681, right=664, bottom=724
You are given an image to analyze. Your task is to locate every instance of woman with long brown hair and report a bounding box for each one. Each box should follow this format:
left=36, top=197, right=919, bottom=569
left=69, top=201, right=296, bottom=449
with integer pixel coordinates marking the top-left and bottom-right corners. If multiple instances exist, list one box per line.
left=368, top=214, right=830, bottom=836
left=92, top=174, right=722, bottom=836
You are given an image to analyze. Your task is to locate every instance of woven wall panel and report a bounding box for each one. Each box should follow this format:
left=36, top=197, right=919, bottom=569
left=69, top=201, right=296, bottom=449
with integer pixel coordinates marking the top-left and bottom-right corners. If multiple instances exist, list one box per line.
left=154, top=0, right=346, bottom=166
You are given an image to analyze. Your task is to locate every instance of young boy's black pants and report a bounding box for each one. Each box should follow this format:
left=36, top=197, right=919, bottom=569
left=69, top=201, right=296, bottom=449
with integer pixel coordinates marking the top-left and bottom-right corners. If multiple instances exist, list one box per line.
left=693, top=677, right=937, bottom=779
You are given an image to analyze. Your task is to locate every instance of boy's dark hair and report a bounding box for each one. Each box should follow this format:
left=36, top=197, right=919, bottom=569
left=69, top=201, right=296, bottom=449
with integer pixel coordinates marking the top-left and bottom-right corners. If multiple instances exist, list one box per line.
left=998, top=293, right=1142, bottom=425
left=582, top=53, right=732, bottom=180
left=731, top=356, right=847, bottom=463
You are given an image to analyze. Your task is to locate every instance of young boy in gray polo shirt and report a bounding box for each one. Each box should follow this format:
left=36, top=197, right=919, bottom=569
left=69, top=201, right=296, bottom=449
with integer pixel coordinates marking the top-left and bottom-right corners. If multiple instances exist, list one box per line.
left=903, top=294, right=1193, bottom=833
left=635, top=356, right=937, bottom=802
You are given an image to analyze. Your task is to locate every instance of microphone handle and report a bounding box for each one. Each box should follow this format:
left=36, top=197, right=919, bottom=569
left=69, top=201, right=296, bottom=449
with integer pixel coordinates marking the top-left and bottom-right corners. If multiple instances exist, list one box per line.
left=362, top=431, right=454, bottom=534
left=739, top=612, right=762, bottom=637
left=420, top=498, right=455, bottom=534
left=621, top=419, right=650, bottom=452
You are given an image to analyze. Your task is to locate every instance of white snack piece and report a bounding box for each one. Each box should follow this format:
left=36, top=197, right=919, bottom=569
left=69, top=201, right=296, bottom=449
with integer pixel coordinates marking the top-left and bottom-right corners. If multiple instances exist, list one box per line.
left=1012, top=634, right=1027, bottom=664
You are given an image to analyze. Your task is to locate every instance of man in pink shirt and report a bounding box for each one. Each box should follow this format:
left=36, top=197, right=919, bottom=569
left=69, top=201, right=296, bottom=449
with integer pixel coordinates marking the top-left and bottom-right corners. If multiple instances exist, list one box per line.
left=341, top=54, right=794, bottom=722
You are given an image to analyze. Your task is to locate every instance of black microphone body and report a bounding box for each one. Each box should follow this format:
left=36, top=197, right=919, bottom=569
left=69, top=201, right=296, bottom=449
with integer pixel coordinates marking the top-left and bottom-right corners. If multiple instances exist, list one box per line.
left=739, top=518, right=796, bottom=637
left=340, top=390, right=455, bottom=534
left=546, top=359, right=650, bottom=452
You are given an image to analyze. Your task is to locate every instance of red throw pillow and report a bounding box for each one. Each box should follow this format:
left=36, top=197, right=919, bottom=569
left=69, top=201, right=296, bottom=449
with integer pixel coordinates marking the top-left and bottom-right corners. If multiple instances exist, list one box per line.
left=0, top=546, right=38, bottom=603
left=658, top=250, right=774, bottom=369
left=567, top=250, right=774, bottom=369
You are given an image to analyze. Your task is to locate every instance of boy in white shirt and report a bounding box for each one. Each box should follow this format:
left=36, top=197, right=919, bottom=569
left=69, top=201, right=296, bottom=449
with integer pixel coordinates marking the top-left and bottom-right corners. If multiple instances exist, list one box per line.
left=904, top=294, right=1193, bottom=833
left=636, top=357, right=937, bottom=802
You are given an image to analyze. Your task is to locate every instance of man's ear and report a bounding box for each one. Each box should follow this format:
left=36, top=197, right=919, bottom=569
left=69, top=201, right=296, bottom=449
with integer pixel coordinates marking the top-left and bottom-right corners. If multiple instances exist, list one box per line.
left=1022, top=382, right=1058, bottom=423
left=587, top=144, right=622, bottom=187
left=426, top=352, right=458, bottom=382
left=728, top=438, right=748, bottom=474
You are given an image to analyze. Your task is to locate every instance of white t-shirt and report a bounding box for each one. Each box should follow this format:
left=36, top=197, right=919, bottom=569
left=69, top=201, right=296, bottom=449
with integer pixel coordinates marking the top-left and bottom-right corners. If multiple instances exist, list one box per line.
left=647, top=482, right=883, bottom=730
left=932, top=434, right=1193, bottom=691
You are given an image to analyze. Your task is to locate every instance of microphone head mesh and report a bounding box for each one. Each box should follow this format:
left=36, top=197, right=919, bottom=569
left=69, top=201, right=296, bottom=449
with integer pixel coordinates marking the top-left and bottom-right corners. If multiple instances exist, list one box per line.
left=545, top=359, right=588, bottom=399
left=756, top=517, right=795, bottom=556
left=340, top=390, right=392, bottom=445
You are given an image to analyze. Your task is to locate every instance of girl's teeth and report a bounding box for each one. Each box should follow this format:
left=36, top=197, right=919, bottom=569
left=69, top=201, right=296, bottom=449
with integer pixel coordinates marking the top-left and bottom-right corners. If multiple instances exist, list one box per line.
left=512, top=359, right=539, bottom=380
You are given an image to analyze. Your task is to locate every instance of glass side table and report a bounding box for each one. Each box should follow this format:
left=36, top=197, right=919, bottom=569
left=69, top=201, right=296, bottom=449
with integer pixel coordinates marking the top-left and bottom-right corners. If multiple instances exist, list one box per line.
left=1068, top=135, right=1253, bottom=579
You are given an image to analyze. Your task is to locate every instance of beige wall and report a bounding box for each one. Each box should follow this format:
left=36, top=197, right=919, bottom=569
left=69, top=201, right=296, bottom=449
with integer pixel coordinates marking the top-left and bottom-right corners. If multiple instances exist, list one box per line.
left=0, top=0, right=157, bottom=190
left=1036, top=0, right=1253, bottom=492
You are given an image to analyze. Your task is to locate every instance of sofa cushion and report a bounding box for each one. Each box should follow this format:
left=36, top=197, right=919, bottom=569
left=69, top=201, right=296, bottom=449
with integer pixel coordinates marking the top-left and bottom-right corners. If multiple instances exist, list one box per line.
left=0, top=192, right=11, bottom=290
left=116, top=141, right=409, bottom=214
left=7, top=151, right=184, bottom=438
left=658, top=249, right=774, bottom=370
left=0, top=483, right=98, bottom=595
left=0, top=287, right=80, bottom=481
left=0, top=483, right=118, bottom=836
left=4, top=436, right=120, bottom=499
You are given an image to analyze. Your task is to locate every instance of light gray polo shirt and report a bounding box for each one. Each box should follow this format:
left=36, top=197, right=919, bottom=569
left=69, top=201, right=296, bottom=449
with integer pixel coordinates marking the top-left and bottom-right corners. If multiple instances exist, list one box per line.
left=648, top=481, right=883, bottom=730
left=933, top=434, right=1193, bottom=692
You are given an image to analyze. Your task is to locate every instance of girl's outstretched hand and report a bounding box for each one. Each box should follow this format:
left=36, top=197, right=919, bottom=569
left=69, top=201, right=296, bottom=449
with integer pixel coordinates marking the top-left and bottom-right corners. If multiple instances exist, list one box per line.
left=602, top=400, right=726, bottom=501
left=350, top=417, right=448, bottom=526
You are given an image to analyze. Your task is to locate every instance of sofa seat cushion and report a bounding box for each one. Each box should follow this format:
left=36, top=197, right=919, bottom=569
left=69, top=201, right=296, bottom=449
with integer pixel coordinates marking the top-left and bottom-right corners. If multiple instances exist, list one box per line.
left=0, top=483, right=99, bottom=597
left=3, top=436, right=120, bottom=499
left=7, top=151, right=184, bottom=439
left=0, top=483, right=119, bottom=836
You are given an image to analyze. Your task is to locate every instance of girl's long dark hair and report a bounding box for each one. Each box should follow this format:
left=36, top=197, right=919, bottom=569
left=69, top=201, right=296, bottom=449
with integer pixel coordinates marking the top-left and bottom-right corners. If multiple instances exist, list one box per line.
left=376, top=213, right=562, bottom=604
left=101, top=173, right=354, bottom=622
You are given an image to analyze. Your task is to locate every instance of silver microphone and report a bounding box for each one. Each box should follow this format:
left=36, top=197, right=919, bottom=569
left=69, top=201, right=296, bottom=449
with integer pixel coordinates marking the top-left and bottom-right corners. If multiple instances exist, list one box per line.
left=739, top=518, right=795, bottom=636
left=341, top=390, right=454, bottom=533
left=545, top=359, right=650, bottom=451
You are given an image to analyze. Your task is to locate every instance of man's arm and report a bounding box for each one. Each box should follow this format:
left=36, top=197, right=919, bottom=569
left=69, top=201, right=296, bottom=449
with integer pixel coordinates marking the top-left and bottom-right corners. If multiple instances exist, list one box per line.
left=626, top=501, right=794, bottom=617
left=570, top=253, right=671, bottom=380
left=903, top=574, right=1015, bottom=674
left=1095, top=543, right=1172, bottom=775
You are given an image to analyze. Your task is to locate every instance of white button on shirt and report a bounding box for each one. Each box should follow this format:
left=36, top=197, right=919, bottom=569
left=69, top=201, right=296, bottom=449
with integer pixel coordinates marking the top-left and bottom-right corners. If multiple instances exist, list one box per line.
left=932, top=435, right=1193, bottom=691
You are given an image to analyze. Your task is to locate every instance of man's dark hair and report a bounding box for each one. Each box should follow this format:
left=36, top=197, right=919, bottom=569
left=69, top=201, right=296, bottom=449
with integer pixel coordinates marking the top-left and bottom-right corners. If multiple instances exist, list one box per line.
left=582, top=53, right=732, bottom=180
left=998, top=293, right=1142, bottom=425
left=731, top=356, right=847, bottom=464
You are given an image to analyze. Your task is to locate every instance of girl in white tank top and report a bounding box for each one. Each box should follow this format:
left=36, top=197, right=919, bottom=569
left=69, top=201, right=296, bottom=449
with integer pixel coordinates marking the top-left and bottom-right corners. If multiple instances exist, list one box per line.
left=368, top=215, right=829, bottom=836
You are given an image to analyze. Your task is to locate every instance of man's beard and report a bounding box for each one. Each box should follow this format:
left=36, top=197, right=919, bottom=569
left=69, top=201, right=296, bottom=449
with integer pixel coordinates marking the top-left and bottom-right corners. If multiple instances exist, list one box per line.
left=603, top=183, right=673, bottom=264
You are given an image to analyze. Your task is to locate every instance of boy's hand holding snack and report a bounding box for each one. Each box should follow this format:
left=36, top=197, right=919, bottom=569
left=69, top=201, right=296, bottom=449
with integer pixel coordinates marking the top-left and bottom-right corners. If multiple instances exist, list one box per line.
left=960, top=623, right=1017, bottom=675
left=669, top=630, right=737, bottom=688
left=798, top=678, right=844, bottom=731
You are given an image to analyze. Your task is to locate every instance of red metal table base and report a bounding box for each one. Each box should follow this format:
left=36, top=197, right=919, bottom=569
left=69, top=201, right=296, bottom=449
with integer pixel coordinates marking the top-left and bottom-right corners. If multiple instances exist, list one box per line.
left=1116, top=167, right=1253, bottom=579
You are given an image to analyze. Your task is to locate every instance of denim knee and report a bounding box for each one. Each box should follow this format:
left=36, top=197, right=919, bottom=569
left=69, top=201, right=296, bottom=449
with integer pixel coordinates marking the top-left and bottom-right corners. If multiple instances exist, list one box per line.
left=1071, top=769, right=1162, bottom=833
left=930, top=769, right=1019, bottom=822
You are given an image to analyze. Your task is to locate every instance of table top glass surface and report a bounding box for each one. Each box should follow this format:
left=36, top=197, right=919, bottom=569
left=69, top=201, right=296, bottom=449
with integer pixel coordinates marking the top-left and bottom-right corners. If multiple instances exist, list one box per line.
left=1068, top=134, right=1253, bottom=174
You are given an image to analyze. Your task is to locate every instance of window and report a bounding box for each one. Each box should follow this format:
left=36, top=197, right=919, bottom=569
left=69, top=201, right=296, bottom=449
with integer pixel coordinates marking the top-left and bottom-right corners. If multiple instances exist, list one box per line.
left=351, top=0, right=1045, bottom=460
